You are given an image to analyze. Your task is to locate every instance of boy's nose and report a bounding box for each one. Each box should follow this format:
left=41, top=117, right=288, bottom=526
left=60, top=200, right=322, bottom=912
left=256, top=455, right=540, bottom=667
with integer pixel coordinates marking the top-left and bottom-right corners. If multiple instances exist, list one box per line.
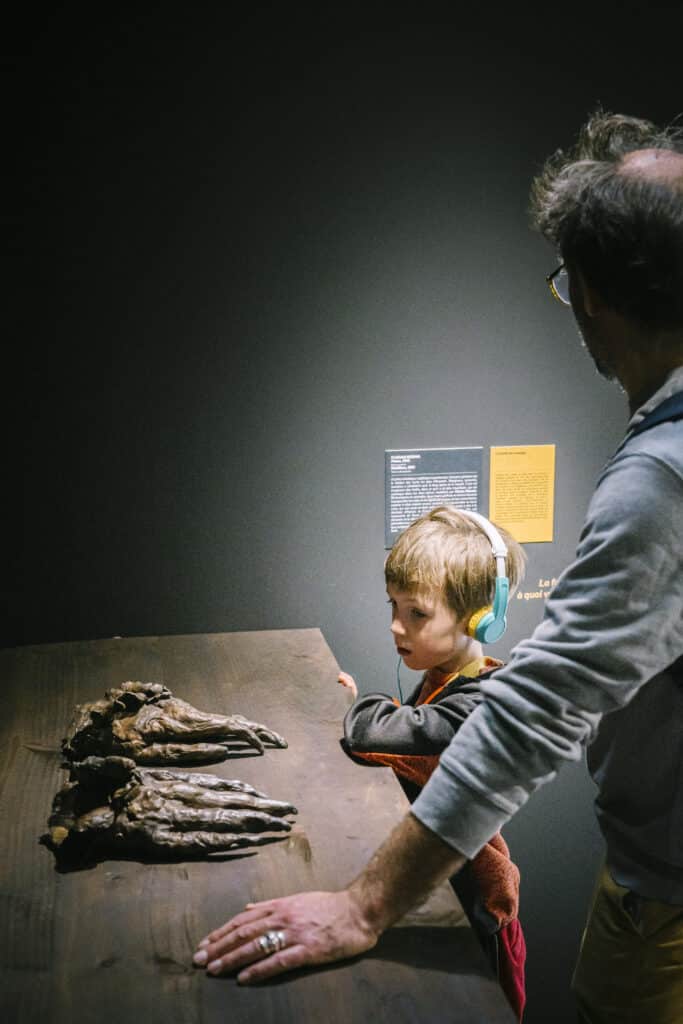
left=391, top=619, right=405, bottom=637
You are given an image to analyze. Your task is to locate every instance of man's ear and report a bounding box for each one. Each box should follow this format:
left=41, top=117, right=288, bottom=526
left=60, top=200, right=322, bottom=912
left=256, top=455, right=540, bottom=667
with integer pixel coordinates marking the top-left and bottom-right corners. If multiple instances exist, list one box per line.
left=572, top=268, right=605, bottom=318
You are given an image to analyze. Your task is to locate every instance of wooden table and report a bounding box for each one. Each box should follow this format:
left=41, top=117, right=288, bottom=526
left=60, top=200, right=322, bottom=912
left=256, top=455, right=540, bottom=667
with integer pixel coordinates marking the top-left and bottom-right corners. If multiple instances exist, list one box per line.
left=0, top=628, right=515, bottom=1023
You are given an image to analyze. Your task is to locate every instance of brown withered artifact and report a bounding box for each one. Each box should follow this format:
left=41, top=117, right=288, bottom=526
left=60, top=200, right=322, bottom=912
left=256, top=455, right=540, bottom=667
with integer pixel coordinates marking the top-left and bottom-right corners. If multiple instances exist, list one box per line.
left=62, top=681, right=287, bottom=765
left=41, top=755, right=297, bottom=867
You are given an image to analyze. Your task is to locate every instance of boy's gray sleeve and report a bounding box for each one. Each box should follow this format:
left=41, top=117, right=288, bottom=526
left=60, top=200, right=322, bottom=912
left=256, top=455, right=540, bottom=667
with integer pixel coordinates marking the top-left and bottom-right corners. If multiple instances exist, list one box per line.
left=411, top=453, right=683, bottom=859
left=343, top=690, right=480, bottom=754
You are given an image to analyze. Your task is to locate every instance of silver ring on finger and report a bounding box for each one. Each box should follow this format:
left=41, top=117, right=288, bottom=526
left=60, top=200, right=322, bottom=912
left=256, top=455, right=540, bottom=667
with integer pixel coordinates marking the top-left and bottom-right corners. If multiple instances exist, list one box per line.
left=257, top=929, right=286, bottom=956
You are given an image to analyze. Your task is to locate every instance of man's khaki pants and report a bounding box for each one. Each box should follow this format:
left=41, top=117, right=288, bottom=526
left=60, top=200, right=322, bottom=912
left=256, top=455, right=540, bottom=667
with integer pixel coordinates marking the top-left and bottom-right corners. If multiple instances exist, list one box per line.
left=572, top=865, right=683, bottom=1024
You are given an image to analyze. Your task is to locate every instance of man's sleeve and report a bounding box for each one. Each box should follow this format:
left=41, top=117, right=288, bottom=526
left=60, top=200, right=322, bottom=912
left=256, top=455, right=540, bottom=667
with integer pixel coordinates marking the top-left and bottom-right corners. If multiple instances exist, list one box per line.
left=411, top=453, right=683, bottom=858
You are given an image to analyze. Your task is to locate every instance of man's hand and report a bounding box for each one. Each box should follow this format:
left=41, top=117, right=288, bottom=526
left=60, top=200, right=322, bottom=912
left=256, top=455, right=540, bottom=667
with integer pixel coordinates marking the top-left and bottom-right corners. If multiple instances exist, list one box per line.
left=193, top=812, right=465, bottom=983
left=192, top=889, right=378, bottom=983
left=338, top=670, right=358, bottom=702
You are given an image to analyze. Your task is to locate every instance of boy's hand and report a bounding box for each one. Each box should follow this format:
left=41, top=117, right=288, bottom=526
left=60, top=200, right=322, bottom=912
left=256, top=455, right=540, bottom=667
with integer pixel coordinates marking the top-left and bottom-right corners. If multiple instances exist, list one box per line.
left=338, top=671, right=358, bottom=701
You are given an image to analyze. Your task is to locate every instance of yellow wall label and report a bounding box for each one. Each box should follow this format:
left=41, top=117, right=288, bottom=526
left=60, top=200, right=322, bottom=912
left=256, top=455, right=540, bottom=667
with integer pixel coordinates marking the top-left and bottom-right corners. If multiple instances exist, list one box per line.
left=489, top=444, right=556, bottom=543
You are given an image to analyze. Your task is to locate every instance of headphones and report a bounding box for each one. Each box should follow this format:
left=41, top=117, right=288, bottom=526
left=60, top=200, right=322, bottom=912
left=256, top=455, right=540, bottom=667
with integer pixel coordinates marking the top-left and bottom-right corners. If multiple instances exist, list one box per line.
left=457, top=510, right=510, bottom=644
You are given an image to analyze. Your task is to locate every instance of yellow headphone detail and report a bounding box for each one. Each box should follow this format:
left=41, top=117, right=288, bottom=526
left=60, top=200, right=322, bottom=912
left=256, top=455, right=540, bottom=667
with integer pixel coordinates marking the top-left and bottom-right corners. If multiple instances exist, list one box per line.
left=467, top=606, right=494, bottom=639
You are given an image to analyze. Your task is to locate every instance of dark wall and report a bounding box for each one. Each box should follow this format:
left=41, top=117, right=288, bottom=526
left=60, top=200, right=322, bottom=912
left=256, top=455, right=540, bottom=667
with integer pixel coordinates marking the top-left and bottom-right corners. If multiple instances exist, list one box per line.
left=7, top=8, right=681, bottom=1022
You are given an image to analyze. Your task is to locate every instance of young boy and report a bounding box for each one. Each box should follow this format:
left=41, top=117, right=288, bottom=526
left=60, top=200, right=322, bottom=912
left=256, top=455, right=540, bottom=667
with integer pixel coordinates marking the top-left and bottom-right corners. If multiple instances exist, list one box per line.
left=338, top=504, right=527, bottom=1020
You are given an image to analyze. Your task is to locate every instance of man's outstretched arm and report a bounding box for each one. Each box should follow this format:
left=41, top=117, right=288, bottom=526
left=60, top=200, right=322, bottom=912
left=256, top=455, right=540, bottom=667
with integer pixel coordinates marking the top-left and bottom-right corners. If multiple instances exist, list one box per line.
left=193, top=811, right=466, bottom=983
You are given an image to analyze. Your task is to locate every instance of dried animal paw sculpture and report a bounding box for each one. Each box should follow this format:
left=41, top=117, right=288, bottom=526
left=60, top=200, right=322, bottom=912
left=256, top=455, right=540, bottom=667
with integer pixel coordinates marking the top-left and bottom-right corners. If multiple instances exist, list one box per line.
left=41, top=755, right=297, bottom=866
left=62, top=681, right=287, bottom=765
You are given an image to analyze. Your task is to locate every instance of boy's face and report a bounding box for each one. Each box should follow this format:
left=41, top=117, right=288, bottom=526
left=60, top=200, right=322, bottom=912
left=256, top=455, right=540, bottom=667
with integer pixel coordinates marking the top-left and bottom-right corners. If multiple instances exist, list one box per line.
left=386, top=583, right=476, bottom=675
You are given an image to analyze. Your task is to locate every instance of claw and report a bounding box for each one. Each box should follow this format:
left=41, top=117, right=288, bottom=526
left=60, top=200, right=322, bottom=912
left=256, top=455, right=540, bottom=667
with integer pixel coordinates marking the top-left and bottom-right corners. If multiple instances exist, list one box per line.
left=62, top=684, right=288, bottom=765
left=43, top=757, right=298, bottom=864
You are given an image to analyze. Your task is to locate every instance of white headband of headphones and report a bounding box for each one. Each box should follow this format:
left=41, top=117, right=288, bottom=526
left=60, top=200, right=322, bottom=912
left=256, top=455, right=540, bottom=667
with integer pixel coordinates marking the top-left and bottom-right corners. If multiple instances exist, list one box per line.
left=454, top=509, right=508, bottom=578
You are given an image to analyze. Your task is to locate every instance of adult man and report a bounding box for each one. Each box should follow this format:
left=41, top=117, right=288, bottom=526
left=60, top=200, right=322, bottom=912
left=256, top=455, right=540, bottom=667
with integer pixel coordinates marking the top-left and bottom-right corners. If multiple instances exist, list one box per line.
left=193, top=111, right=683, bottom=1023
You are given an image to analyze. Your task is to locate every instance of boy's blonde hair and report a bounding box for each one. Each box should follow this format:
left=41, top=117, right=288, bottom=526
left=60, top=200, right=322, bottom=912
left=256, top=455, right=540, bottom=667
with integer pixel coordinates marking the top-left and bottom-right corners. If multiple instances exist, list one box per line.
left=385, top=505, right=526, bottom=620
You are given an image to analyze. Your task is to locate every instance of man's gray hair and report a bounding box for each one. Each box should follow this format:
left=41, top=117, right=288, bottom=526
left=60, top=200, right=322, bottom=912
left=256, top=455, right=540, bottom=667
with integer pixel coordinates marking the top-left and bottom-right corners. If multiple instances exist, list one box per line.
left=530, top=110, right=683, bottom=330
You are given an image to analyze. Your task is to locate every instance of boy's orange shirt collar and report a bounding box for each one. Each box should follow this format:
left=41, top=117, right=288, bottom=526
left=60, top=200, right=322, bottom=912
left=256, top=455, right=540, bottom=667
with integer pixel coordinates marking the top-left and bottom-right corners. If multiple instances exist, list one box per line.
left=418, top=656, right=503, bottom=706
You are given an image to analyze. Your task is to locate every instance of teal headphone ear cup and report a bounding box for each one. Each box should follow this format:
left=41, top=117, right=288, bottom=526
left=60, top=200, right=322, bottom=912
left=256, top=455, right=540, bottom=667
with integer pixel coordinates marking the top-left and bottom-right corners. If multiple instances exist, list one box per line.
left=475, top=609, right=507, bottom=644
left=472, top=577, right=510, bottom=644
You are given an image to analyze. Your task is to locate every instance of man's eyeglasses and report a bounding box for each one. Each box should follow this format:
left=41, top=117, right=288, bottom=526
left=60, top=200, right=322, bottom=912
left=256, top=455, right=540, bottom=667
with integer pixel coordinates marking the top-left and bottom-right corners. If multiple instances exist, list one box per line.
left=546, top=263, right=571, bottom=306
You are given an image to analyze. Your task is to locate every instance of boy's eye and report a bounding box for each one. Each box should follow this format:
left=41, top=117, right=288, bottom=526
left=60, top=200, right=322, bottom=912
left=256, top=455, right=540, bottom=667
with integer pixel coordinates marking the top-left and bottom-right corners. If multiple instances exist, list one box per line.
left=410, top=608, right=427, bottom=619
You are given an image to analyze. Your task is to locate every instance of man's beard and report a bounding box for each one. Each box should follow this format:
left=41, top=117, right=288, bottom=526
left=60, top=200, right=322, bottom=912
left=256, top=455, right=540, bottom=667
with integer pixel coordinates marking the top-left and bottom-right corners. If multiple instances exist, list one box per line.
left=576, top=324, right=617, bottom=383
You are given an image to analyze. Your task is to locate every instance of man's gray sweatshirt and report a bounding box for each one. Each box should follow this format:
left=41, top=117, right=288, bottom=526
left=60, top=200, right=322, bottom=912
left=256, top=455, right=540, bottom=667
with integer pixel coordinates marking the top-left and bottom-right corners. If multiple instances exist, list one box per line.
left=412, top=367, right=683, bottom=904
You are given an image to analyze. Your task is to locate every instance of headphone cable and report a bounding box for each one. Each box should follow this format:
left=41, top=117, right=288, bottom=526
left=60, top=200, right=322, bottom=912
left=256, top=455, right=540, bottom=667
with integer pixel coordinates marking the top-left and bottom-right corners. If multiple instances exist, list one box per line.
left=396, top=655, right=405, bottom=704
